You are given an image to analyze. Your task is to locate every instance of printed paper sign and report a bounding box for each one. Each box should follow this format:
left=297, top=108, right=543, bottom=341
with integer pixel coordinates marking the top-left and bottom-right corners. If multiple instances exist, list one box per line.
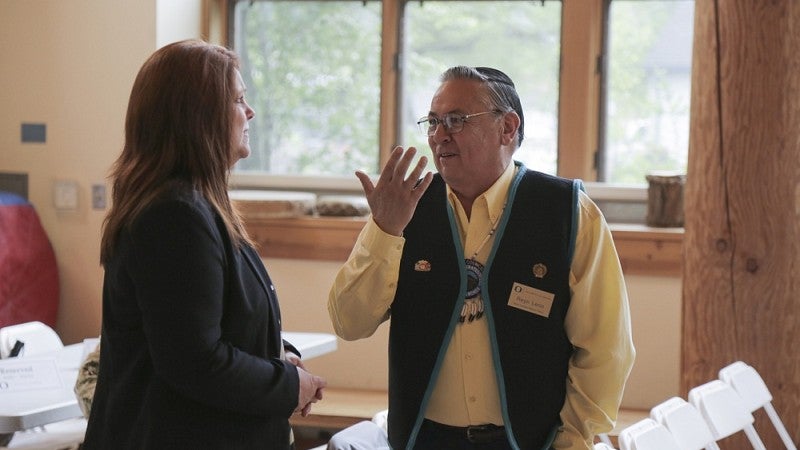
left=0, top=358, right=62, bottom=393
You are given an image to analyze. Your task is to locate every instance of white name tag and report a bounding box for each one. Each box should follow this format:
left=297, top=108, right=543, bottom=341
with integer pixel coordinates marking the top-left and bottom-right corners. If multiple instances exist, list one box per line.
left=0, top=358, right=62, bottom=393
left=507, top=282, right=555, bottom=318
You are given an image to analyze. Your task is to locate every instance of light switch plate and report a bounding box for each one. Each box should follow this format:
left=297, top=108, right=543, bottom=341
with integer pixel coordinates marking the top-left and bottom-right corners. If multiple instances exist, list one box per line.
left=53, top=180, right=79, bottom=210
left=91, top=183, right=106, bottom=209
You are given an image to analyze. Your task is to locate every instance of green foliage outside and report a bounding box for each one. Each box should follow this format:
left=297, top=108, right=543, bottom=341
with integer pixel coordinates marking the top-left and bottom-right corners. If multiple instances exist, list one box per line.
left=402, top=2, right=561, bottom=175
left=232, top=0, right=692, bottom=184
left=605, top=1, right=693, bottom=183
left=234, top=1, right=382, bottom=175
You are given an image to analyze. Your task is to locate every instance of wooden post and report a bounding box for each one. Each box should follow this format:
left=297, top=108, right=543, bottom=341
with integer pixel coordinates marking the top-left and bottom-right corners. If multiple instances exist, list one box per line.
left=683, top=1, right=800, bottom=448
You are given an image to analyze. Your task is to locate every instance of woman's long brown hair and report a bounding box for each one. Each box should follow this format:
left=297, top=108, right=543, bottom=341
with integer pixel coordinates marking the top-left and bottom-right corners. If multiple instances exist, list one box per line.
left=100, top=39, right=251, bottom=264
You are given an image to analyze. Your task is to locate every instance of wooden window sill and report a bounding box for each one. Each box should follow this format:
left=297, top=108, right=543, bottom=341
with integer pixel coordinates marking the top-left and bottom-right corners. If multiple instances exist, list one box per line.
left=244, top=216, right=683, bottom=277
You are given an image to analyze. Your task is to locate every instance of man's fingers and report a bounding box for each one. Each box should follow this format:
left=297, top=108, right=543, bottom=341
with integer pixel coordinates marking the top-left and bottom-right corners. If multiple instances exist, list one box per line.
left=392, top=147, right=417, bottom=182
left=375, top=146, right=403, bottom=186
left=355, top=170, right=374, bottom=196
left=373, top=146, right=428, bottom=190
left=413, top=171, right=434, bottom=198
left=409, top=155, right=430, bottom=188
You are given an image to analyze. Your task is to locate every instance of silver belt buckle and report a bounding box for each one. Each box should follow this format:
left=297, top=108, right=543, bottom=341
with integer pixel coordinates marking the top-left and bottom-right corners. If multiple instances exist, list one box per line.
left=466, top=424, right=498, bottom=444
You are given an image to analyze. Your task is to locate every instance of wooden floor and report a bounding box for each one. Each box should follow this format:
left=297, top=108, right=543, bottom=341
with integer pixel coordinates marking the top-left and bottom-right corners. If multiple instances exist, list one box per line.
left=293, top=433, right=329, bottom=450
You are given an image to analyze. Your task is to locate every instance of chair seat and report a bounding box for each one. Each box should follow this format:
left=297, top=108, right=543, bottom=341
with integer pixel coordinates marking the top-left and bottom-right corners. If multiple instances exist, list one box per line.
left=688, top=380, right=766, bottom=450
left=619, top=417, right=682, bottom=450
left=0, top=321, right=63, bottom=358
left=2, top=418, right=86, bottom=450
left=719, top=361, right=797, bottom=450
left=650, top=396, right=718, bottom=450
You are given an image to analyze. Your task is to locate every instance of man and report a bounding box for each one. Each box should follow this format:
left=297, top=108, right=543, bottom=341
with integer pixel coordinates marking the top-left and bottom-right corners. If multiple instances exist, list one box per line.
left=328, top=66, right=634, bottom=449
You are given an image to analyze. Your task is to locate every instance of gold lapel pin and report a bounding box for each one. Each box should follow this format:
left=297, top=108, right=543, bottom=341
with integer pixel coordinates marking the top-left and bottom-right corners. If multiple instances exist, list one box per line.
left=532, top=263, right=547, bottom=278
left=414, top=260, right=431, bottom=272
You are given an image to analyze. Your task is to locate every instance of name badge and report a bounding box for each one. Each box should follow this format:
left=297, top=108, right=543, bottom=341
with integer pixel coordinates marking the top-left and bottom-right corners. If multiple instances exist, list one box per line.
left=0, top=358, right=62, bottom=393
left=507, top=282, right=555, bottom=318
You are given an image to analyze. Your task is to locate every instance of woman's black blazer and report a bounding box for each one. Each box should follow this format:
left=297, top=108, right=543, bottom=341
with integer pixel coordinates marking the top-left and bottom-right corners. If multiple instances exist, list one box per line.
left=83, top=184, right=300, bottom=449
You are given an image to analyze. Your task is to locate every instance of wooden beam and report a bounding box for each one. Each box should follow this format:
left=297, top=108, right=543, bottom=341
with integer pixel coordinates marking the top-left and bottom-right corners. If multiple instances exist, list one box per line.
left=378, top=0, right=401, bottom=169
left=558, top=0, right=603, bottom=180
left=682, top=1, right=800, bottom=448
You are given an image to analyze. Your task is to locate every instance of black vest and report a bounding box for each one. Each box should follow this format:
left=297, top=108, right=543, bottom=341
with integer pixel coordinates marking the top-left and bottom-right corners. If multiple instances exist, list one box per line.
left=388, top=163, right=580, bottom=449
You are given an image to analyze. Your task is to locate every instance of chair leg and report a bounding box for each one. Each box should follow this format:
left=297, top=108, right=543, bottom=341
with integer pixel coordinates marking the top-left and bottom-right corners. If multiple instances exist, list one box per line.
left=764, top=403, right=798, bottom=450
left=742, top=424, right=767, bottom=450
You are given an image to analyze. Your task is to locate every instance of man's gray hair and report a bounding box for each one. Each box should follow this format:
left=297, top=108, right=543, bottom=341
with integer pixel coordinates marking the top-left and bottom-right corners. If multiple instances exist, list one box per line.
left=440, top=66, right=525, bottom=147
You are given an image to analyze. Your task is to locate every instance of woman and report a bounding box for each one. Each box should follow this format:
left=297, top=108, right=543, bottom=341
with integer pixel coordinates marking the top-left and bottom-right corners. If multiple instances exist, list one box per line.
left=83, top=39, right=326, bottom=449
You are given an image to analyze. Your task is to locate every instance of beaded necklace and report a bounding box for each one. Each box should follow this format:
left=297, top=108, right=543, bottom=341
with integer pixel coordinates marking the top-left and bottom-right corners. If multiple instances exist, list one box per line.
left=460, top=202, right=506, bottom=323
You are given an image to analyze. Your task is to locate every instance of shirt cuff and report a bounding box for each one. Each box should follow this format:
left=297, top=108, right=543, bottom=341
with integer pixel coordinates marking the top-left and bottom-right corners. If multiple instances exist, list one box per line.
left=359, top=217, right=405, bottom=261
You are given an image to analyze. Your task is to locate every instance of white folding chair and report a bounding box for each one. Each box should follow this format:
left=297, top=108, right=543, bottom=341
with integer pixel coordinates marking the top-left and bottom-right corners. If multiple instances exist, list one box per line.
left=325, top=409, right=390, bottom=450
left=719, top=361, right=797, bottom=450
left=688, top=379, right=766, bottom=449
left=371, top=409, right=388, bottom=434
left=650, top=396, right=720, bottom=450
left=0, top=321, right=63, bottom=358
left=2, top=417, right=87, bottom=449
left=618, top=417, right=682, bottom=450
left=597, top=432, right=614, bottom=446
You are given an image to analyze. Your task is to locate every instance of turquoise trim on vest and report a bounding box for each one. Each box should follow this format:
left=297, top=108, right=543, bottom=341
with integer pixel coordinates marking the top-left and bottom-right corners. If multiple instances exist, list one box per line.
left=404, top=200, right=469, bottom=450
left=477, top=162, right=575, bottom=450
left=568, top=179, right=584, bottom=265
left=397, top=162, right=578, bottom=449
left=481, top=162, right=527, bottom=450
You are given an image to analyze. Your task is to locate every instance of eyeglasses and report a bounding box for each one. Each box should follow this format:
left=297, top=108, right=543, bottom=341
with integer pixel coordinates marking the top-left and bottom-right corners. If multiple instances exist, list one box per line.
left=416, top=110, right=499, bottom=137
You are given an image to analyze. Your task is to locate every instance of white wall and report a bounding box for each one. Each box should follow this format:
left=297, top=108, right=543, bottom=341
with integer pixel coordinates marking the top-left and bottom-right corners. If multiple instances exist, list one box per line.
left=622, top=274, right=682, bottom=408
left=0, top=0, right=158, bottom=344
left=157, top=0, right=203, bottom=48
left=0, top=0, right=681, bottom=410
left=0, top=0, right=204, bottom=345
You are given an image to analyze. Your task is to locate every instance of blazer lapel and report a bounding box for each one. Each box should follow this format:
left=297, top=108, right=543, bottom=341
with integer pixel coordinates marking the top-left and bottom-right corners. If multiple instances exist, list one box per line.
left=240, top=245, right=283, bottom=354
left=241, top=245, right=270, bottom=295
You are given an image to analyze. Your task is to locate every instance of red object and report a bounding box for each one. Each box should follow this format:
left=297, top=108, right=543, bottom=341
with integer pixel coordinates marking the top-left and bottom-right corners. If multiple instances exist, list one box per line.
left=0, top=192, right=59, bottom=328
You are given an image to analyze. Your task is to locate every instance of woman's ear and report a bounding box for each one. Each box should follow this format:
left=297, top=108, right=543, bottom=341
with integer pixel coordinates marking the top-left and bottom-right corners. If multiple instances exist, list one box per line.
left=500, top=111, right=521, bottom=146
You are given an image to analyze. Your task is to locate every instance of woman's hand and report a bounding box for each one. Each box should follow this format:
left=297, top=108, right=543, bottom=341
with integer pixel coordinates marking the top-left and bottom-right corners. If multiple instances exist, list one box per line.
left=295, top=367, right=326, bottom=417
left=285, top=351, right=305, bottom=370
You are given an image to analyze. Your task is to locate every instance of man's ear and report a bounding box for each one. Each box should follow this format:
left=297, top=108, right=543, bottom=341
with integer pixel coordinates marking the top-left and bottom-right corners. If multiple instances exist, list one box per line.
left=500, top=111, right=521, bottom=146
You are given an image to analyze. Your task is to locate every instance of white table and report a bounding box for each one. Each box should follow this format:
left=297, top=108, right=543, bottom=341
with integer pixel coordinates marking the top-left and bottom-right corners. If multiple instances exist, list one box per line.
left=283, top=331, right=337, bottom=360
left=0, top=344, right=84, bottom=434
left=0, top=332, right=336, bottom=436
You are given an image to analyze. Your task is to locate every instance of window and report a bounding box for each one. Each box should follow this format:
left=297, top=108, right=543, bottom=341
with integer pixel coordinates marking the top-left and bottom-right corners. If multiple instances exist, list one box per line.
left=229, top=1, right=382, bottom=176
left=401, top=2, right=561, bottom=175
left=600, top=0, right=694, bottom=183
left=228, top=0, right=560, bottom=183
left=225, top=0, right=694, bottom=202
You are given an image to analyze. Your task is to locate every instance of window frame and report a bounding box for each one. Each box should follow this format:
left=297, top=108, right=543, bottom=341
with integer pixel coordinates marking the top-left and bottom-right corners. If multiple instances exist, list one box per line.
left=205, top=0, right=686, bottom=274
left=211, top=0, right=605, bottom=190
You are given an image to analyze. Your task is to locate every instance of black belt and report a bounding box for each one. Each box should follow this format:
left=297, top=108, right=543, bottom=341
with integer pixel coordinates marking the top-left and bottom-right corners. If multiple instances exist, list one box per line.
left=422, top=419, right=507, bottom=444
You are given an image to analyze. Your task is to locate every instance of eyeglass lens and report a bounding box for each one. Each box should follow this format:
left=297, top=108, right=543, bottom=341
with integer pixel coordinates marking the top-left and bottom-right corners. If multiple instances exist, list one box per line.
left=421, top=114, right=464, bottom=136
